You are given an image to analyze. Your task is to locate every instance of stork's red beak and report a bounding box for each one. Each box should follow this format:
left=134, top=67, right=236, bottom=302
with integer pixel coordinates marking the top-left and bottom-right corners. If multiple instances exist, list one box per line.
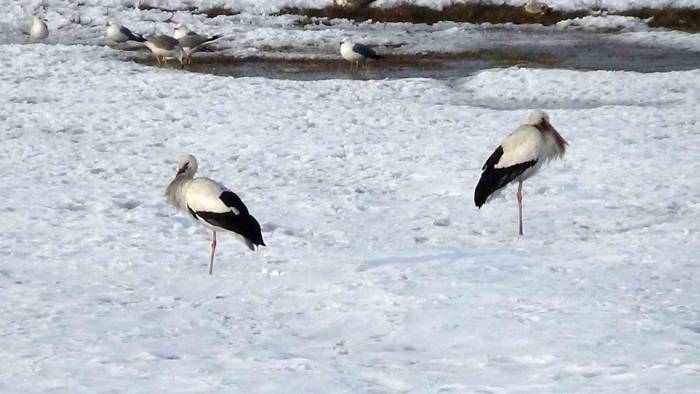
left=547, top=120, right=568, bottom=146
left=176, top=162, right=189, bottom=176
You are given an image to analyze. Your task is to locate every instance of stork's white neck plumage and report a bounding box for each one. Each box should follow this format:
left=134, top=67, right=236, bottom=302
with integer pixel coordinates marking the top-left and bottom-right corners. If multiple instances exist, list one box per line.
left=165, top=175, right=192, bottom=214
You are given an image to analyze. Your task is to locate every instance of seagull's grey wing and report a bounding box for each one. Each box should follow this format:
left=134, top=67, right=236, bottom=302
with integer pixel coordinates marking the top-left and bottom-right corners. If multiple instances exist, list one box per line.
left=352, top=43, right=381, bottom=59
left=178, top=34, right=207, bottom=48
left=146, top=35, right=179, bottom=49
left=179, top=33, right=222, bottom=49
left=120, top=26, right=144, bottom=42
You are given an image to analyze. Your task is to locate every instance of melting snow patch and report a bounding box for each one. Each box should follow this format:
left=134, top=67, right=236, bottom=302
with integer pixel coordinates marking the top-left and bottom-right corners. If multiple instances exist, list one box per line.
left=557, top=15, right=651, bottom=31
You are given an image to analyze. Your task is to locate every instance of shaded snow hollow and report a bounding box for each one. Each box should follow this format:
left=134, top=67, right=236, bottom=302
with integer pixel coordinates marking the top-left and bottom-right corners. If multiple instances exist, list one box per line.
left=1, top=43, right=699, bottom=392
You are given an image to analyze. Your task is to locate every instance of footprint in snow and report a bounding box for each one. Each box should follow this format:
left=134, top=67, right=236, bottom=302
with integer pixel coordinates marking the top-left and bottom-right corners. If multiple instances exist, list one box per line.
left=113, top=199, right=141, bottom=210
left=149, top=351, right=181, bottom=360
left=334, top=340, right=349, bottom=355
left=59, top=202, right=85, bottom=211
left=433, top=218, right=451, bottom=227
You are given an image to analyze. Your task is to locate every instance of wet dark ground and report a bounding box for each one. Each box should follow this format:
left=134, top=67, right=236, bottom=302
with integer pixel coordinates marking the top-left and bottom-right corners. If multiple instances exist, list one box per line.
left=127, top=29, right=700, bottom=80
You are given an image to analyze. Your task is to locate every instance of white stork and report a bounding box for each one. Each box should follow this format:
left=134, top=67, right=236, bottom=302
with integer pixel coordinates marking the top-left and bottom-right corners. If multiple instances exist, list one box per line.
left=340, top=38, right=382, bottom=68
left=165, top=155, right=265, bottom=274
left=30, top=16, right=49, bottom=40
left=474, top=110, right=568, bottom=235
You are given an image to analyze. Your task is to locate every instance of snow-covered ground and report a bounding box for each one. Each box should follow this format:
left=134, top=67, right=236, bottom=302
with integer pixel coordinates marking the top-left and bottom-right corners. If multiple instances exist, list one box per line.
left=17, top=0, right=700, bottom=14
left=3, top=0, right=700, bottom=391
left=1, top=35, right=700, bottom=392
left=6, top=0, right=700, bottom=63
left=376, top=0, right=700, bottom=12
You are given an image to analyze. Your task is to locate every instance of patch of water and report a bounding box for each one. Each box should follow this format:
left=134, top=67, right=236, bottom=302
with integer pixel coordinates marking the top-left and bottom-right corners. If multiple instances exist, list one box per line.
left=129, top=28, right=700, bottom=80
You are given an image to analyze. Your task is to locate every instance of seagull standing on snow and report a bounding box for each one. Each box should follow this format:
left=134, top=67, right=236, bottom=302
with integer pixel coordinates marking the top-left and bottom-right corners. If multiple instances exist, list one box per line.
left=474, top=110, right=568, bottom=235
left=143, top=35, right=184, bottom=67
left=165, top=155, right=266, bottom=275
left=173, top=25, right=223, bottom=64
left=340, top=37, right=382, bottom=68
left=30, top=16, right=49, bottom=40
left=106, top=20, right=145, bottom=43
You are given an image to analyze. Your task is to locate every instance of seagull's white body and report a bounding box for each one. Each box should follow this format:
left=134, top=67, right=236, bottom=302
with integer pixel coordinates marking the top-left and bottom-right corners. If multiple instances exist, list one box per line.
left=165, top=155, right=265, bottom=274
left=143, top=38, right=180, bottom=59
left=106, top=22, right=128, bottom=42
left=525, top=0, right=551, bottom=14
left=174, top=25, right=222, bottom=64
left=143, top=35, right=184, bottom=65
left=340, top=39, right=381, bottom=68
left=474, top=110, right=567, bottom=235
left=173, top=25, right=188, bottom=40
left=334, top=0, right=373, bottom=8
left=106, top=21, right=143, bottom=43
left=30, top=16, right=49, bottom=40
left=340, top=40, right=364, bottom=62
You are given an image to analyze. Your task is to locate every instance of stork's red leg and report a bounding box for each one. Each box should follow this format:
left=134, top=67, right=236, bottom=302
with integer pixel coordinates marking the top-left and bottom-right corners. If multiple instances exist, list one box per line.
left=516, top=181, right=524, bottom=236
left=209, top=231, right=217, bottom=275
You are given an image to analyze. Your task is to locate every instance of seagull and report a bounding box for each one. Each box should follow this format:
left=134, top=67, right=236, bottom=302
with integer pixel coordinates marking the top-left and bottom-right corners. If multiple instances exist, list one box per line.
left=165, top=155, right=266, bottom=275
left=172, top=24, right=190, bottom=40
left=106, top=20, right=145, bottom=43
left=142, top=35, right=184, bottom=67
left=474, top=110, right=568, bottom=235
left=524, top=0, right=551, bottom=15
left=173, top=25, right=223, bottom=64
left=334, top=0, right=378, bottom=8
left=340, top=37, right=382, bottom=68
left=30, top=16, right=49, bottom=40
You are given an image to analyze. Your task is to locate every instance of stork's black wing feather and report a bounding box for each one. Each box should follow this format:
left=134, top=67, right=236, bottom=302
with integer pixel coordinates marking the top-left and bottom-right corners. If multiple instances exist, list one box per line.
left=474, top=145, right=537, bottom=208
left=188, top=191, right=265, bottom=248
left=219, top=191, right=249, bottom=215
left=482, top=146, right=504, bottom=170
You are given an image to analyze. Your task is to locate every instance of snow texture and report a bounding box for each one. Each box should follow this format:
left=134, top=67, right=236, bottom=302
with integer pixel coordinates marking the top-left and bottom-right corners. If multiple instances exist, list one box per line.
left=2, top=0, right=700, bottom=392
left=14, top=0, right=700, bottom=17
left=6, top=1, right=700, bottom=63
left=556, top=15, right=651, bottom=31
left=1, top=40, right=700, bottom=392
left=374, top=0, right=700, bottom=12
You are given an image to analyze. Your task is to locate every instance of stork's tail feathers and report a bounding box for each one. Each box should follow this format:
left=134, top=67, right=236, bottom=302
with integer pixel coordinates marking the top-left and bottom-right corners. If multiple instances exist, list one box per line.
left=244, top=239, right=255, bottom=251
left=245, top=237, right=266, bottom=251
left=243, top=215, right=265, bottom=250
left=474, top=174, right=494, bottom=208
